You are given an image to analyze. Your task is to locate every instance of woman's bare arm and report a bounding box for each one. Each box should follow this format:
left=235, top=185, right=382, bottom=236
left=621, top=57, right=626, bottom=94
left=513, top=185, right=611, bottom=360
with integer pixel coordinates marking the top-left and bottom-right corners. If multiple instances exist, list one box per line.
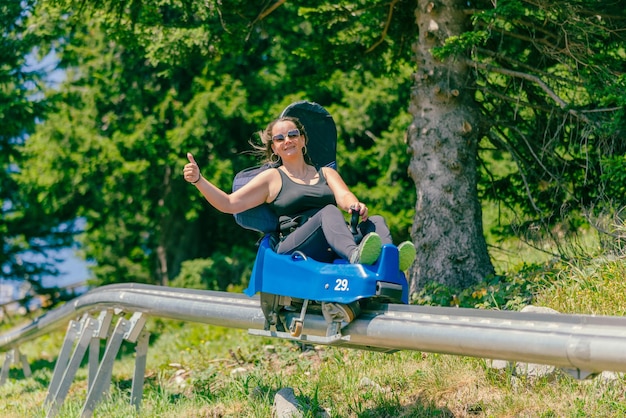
left=184, top=152, right=275, bottom=214
left=322, top=166, right=369, bottom=220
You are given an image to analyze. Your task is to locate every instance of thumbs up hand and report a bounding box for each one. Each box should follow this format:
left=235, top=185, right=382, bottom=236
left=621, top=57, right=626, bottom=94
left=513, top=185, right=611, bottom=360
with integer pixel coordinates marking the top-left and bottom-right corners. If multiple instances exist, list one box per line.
left=183, top=152, right=202, bottom=184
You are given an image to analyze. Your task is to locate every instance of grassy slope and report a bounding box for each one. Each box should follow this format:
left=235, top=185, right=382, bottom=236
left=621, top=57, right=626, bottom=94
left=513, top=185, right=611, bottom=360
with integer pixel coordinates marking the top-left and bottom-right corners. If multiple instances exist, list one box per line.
left=1, top=222, right=626, bottom=416
left=1, top=324, right=625, bottom=417
left=2, top=261, right=626, bottom=417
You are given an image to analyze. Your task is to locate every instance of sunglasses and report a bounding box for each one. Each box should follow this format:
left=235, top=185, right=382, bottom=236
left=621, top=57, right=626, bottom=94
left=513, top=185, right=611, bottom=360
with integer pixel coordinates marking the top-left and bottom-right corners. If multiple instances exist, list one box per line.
left=272, top=129, right=301, bottom=142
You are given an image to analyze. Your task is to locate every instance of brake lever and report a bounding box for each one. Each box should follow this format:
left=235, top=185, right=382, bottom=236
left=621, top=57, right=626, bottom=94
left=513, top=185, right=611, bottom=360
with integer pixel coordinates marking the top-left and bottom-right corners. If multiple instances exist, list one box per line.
left=349, top=206, right=360, bottom=235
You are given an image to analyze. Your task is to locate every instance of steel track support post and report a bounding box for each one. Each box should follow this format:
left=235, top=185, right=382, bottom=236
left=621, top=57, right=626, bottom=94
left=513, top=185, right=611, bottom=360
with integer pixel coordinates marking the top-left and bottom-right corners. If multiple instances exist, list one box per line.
left=80, top=317, right=131, bottom=418
left=123, top=313, right=148, bottom=411
left=17, top=349, right=31, bottom=378
left=87, top=338, right=99, bottom=390
left=88, top=311, right=113, bottom=390
left=45, top=316, right=99, bottom=418
left=124, top=312, right=147, bottom=343
left=0, top=348, right=15, bottom=386
left=131, top=330, right=150, bottom=411
left=0, top=347, right=32, bottom=387
left=44, top=320, right=81, bottom=405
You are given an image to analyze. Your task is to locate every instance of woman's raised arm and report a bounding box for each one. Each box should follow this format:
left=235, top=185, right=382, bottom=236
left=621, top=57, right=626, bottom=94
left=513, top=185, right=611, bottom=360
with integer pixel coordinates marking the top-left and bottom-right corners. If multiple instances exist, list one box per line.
left=184, top=152, right=273, bottom=214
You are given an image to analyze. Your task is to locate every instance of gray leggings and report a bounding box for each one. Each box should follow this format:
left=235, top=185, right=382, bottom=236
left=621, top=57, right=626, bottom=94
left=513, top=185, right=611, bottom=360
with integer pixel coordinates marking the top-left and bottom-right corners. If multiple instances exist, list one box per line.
left=275, top=204, right=392, bottom=263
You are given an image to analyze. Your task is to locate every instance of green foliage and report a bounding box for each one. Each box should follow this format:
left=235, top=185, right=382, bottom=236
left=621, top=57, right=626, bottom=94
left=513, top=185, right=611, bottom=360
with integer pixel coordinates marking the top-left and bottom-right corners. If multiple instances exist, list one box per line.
left=8, top=0, right=416, bottom=288
left=170, top=247, right=255, bottom=291
left=414, top=250, right=626, bottom=318
left=432, top=31, right=489, bottom=60
left=17, top=9, right=266, bottom=285
left=413, top=262, right=558, bottom=310
left=0, top=1, right=76, bottom=283
left=297, top=1, right=416, bottom=74
left=600, top=155, right=626, bottom=203
left=5, top=0, right=624, bottom=292
left=322, top=66, right=415, bottom=241
left=469, top=0, right=626, bottom=251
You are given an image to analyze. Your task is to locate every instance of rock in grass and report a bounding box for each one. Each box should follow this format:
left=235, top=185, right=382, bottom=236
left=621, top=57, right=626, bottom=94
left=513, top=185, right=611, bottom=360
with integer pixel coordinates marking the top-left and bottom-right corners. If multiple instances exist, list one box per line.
left=273, top=387, right=303, bottom=418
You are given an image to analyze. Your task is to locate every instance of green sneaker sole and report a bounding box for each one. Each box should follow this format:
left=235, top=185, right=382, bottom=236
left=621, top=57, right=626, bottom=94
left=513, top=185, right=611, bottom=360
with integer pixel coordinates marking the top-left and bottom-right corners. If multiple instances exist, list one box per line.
left=398, top=241, right=416, bottom=271
left=352, top=233, right=382, bottom=265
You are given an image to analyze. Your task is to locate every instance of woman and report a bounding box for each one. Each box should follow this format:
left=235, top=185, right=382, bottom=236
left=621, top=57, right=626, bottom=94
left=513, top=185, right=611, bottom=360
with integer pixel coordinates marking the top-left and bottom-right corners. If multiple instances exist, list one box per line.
left=183, top=116, right=416, bottom=271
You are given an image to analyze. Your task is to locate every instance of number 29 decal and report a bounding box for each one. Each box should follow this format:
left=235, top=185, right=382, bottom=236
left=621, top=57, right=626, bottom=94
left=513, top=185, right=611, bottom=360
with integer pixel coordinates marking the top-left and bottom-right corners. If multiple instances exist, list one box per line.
left=334, top=278, right=349, bottom=291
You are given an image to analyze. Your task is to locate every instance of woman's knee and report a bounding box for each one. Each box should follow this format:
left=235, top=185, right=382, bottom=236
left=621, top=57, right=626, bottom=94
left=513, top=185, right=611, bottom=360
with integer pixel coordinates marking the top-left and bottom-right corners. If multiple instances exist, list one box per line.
left=369, top=215, right=387, bottom=226
left=361, top=215, right=392, bottom=244
left=361, top=215, right=388, bottom=232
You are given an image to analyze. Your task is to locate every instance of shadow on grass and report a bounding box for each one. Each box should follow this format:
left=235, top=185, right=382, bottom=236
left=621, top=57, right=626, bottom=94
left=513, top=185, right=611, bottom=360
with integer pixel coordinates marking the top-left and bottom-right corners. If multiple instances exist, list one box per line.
left=5, top=357, right=55, bottom=383
left=344, top=394, right=456, bottom=418
left=268, top=385, right=457, bottom=418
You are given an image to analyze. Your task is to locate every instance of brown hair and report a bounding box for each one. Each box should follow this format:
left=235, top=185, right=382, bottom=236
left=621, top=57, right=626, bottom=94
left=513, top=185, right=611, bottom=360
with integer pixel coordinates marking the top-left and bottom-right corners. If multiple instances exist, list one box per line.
left=251, top=116, right=311, bottom=165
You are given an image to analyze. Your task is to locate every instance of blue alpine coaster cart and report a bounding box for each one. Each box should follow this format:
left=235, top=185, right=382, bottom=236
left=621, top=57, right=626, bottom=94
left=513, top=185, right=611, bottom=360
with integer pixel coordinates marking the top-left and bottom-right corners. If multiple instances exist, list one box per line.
left=233, top=101, right=409, bottom=343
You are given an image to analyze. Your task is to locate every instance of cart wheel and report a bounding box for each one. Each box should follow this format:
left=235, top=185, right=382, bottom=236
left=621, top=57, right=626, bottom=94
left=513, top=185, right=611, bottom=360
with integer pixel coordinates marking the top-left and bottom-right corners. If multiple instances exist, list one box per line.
left=290, top=321, right=303, bottom=337
left=339, top=302, right=358, bottom=323
left=322, top=301, right=361, bottom=324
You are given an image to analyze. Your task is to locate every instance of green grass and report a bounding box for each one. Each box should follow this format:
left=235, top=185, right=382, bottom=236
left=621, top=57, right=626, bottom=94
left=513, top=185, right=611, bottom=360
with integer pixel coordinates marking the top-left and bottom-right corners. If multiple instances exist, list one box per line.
left=2, top=229, right=626, bottom=416
left=2, top=259, right=626, bottom=418
left=534, top=256, right=626, bottom=316
left=2, top=321, right=625, bottom=417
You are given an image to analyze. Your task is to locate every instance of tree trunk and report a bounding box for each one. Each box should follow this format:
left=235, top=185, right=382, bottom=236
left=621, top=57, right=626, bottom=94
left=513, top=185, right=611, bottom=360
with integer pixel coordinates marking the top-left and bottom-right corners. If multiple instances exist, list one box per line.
left=407, top=0, right=494, bottom=293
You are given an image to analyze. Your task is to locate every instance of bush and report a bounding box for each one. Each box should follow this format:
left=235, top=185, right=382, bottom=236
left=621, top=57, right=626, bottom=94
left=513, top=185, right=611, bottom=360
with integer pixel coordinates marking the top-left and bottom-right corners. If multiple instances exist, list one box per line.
left=412, top=262, right=559, bottom=310
left=170, top=246, right=255, bottom=291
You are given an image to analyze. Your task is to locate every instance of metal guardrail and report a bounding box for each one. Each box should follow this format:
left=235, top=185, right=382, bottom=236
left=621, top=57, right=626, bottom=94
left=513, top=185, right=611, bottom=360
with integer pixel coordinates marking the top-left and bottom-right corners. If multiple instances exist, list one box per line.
left=0, top=283, right=265, bottom=352
left=1, top=283, right=626, bottom=416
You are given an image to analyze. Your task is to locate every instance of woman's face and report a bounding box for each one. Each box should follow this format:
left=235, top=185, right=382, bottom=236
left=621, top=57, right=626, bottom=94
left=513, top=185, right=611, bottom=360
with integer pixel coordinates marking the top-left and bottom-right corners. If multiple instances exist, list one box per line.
left=270, top=120, right=304, bottom=161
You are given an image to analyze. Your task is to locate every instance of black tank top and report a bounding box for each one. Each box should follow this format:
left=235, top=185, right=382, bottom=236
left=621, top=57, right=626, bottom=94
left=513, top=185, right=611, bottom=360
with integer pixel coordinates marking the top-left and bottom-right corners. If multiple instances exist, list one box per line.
left=270, top=168, right=336, bottom=218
